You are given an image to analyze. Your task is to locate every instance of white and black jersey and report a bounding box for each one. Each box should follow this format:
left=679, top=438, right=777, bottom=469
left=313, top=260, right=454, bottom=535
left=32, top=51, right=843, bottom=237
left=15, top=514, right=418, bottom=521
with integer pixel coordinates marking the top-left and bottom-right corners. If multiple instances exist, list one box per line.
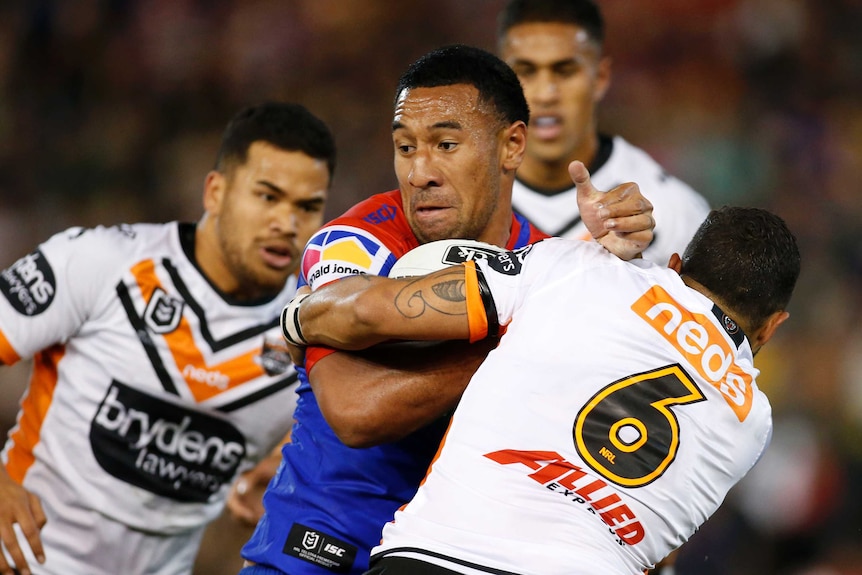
left=0, top=222, right=298, bottom=574
left=512, top=135, right=711, bottom=266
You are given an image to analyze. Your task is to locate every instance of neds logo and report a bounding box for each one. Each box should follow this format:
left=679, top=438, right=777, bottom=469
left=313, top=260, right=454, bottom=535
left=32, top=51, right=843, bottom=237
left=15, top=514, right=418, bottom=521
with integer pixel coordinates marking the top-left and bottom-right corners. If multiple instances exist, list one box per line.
left=0, top=250, right=56, bottom=316
left=90, top=381, right=246, bottom=502
left=632, top=285, right=754, bottom=421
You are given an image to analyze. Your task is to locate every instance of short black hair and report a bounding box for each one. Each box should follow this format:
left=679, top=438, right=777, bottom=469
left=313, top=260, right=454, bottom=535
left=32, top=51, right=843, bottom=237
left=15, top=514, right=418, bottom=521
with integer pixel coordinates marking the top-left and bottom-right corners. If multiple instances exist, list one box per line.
left=395, top=44, right=530, bottom=127
left=497, top=0, right=605, bottom=47
left=681, top=206, right=801, bottom=330
left=214, top=102, right=336, bottom=180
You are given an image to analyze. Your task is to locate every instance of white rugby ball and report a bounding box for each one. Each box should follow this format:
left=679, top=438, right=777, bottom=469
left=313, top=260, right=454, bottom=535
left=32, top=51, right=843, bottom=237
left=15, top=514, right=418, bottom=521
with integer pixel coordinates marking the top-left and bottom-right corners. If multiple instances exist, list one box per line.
left=389, top=239, right=505, bottom=278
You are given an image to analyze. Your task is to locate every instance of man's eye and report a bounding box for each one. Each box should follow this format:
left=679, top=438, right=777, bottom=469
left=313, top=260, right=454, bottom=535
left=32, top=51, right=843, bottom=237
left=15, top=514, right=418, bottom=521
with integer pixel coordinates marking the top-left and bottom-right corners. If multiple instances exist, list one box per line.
left=439, top=142, right=457, bottom=151
left=299, top=203, right=323, bottom=214
left=555, top=63, right=579, bottom=78
left=512, top=65, right=535, bottom=78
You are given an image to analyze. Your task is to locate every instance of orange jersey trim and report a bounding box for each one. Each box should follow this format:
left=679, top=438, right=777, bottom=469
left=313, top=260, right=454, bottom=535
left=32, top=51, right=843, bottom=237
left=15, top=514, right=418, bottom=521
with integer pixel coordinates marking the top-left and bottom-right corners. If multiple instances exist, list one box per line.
left=463, top=262, right=488, bottom=343
left=130, top=260, right=266, bottom=402
left=0, top=329, right=21, bottom=365
left=5, top=345, right=64, bottom=483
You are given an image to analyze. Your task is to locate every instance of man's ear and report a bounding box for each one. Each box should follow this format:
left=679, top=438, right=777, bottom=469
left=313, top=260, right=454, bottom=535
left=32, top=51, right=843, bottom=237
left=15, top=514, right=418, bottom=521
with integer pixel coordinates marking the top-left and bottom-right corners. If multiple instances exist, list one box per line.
left=501, top=121, right=528, bottom=173
left=203, top=170, right=226, bottom=215
left=753, top=310, right=790, bottom=351
left=668, top=253, right=683, bottom=273
left=594, top=56, right=612, bottom=102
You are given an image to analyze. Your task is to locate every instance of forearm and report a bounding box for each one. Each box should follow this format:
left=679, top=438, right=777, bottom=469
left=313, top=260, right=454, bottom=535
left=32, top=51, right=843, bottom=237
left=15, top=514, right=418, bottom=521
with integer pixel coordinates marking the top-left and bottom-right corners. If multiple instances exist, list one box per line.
left=290, top=266, right=471, bottom=350
left=310, top=338, right=496, bottom=447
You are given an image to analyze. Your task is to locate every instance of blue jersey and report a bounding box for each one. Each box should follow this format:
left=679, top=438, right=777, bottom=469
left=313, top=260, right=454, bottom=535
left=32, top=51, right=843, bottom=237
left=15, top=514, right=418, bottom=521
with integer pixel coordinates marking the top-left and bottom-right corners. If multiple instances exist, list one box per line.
left=241, top=190, right=547, bottom=575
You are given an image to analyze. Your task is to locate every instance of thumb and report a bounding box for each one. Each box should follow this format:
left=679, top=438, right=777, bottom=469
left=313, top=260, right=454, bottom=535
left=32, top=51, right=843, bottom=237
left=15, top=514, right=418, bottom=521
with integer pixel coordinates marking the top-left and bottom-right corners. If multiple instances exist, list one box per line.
left=570, top=161, right=599, bottom=201
left=570, top=160, right=608, bottom=240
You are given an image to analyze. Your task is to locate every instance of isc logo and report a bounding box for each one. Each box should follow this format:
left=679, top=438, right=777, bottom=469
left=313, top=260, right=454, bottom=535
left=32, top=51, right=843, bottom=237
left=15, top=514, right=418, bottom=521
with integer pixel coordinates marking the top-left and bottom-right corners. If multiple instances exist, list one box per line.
left=632, top=285, right=753, bottom=421
left=323, top=543, right=345, bottom=557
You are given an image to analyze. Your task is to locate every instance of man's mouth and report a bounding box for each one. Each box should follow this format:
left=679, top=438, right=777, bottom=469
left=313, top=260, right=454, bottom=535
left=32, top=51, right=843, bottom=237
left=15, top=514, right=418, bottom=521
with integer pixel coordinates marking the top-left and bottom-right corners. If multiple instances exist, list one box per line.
left=259, top=244, right=295, bottom=269
left=531, top=115, right=563, bottom=140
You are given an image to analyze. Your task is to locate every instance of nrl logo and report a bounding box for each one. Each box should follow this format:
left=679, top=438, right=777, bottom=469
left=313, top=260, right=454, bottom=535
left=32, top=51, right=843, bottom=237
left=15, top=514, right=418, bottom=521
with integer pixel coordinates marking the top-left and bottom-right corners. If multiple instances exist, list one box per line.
left=144, top=288, right=184, bottom=334
left=302, top=530, right=320, bottom=550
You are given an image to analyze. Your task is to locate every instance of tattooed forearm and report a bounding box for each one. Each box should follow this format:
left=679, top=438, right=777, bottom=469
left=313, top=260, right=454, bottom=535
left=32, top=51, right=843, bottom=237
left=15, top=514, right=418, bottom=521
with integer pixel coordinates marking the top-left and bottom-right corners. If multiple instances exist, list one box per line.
left=394, top=268, right=467, bottom=319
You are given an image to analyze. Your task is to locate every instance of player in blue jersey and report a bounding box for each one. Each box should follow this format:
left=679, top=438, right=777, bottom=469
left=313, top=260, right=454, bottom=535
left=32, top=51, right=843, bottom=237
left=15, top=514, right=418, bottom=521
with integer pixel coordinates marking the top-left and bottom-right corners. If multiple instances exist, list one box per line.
left=239, top=45, right=655, bottom=575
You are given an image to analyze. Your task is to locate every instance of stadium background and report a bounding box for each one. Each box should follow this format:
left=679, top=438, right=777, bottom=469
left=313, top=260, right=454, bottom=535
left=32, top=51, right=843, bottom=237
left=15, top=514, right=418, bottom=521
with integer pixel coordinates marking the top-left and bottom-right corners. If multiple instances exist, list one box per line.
left=0, top=1, right=860, bottom=574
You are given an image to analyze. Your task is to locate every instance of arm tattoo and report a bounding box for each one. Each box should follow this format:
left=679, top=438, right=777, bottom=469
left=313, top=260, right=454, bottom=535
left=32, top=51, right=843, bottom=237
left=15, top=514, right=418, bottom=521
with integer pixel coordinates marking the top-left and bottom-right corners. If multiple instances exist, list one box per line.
left=393, top=268, right=467, bottom=319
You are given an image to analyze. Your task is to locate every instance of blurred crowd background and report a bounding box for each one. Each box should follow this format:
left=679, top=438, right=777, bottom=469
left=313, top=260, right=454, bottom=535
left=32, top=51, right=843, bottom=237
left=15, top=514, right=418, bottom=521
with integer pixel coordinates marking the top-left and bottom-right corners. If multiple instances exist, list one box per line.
left=0, top=1, right=860, bottom=574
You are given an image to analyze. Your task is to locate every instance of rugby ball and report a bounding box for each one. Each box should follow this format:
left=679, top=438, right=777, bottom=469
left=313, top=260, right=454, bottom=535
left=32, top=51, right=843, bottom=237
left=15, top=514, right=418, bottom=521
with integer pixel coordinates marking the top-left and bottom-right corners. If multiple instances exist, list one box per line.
left=389, top=239, right=505, bottom=278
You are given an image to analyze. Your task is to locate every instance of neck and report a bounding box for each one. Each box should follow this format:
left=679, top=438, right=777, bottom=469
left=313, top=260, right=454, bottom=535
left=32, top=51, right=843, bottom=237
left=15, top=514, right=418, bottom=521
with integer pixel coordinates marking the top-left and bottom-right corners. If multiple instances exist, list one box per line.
left=681, top=275, right=755, bottom=343
left=194, top=214, right=236, bottom=295
left=517, top=133, right=600, bottom=190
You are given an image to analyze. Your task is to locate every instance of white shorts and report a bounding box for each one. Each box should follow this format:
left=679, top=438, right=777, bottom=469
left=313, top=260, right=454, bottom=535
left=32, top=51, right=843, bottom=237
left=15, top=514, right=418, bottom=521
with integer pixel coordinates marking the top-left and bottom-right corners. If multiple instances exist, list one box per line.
left=4, top=490, right=205, bottom=575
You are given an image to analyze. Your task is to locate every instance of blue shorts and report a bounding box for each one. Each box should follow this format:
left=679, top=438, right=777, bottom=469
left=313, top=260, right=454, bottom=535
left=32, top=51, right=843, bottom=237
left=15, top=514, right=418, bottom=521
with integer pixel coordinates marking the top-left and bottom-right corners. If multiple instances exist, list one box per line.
left=238, top=564, right=289, bottom=575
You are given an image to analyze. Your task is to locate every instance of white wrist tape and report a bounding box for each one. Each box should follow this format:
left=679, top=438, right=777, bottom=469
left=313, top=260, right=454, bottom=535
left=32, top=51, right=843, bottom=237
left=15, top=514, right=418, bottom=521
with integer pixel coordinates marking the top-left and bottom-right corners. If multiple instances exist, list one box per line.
left=281, top=292, right=311, bottom=346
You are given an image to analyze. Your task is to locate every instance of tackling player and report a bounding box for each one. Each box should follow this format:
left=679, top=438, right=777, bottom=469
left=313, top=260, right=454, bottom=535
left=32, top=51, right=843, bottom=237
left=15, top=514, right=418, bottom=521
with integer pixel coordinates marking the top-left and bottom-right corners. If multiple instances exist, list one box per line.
left=280, top=204, right=801, bottom=575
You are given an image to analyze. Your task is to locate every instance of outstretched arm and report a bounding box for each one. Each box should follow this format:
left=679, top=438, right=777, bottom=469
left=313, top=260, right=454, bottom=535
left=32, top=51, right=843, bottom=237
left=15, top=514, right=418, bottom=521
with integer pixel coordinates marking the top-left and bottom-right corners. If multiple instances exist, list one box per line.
left=287, top=264, right=475, bottom=350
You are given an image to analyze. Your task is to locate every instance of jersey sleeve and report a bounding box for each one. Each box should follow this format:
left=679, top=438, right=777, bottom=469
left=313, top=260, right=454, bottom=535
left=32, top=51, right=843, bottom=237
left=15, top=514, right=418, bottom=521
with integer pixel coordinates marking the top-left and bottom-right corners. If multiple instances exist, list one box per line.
left=299, top=222, right=405, bottom=373
left=299, top=224, right=401, bottom=290
left=0, top=225, right=132, bottom=363
left=476, top=238, right=613, bottom=331
left=474, top=243, right=539, bottom=328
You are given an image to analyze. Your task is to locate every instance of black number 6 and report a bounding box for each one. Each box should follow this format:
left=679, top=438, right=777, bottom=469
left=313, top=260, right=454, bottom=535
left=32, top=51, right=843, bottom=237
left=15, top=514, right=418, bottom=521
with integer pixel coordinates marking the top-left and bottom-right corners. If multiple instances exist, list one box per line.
left=573, top=364, right=705, bottom=487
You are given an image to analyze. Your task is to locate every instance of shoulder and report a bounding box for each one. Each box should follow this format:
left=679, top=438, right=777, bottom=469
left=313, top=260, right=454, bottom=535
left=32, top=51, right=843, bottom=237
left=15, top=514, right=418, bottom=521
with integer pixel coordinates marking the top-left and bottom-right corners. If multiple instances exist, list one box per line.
left=508, top=237, right=616, bottom=275
left=602, top=137, right=710, bottom=215
left=32, top=222, right=157, bottom=260
left=302, top=191, right=416, bottom=288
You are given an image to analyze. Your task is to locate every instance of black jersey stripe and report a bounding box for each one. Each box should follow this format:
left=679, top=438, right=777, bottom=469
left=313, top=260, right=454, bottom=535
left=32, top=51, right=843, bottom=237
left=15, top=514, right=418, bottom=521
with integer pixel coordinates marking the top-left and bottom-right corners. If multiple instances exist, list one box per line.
left=116, top=282, right=180, bottom=395
left=216, top=371, right=299, bottom=412
left=373, top=548, right=525, bottom=575
left=162, top=258, right=279, bottom=352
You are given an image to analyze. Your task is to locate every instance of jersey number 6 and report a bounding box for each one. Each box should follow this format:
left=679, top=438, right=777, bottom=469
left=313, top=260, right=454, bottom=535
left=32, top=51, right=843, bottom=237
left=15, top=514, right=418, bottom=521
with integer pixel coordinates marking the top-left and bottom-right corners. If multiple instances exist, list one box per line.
left=573, top=364, right=705, bottom=488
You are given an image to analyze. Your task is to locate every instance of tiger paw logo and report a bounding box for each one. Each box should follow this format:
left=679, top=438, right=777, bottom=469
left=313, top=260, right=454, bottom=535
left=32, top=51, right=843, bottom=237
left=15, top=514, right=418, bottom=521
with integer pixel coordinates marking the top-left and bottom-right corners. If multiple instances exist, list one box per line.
left=258, top=333, right=292, bottom=376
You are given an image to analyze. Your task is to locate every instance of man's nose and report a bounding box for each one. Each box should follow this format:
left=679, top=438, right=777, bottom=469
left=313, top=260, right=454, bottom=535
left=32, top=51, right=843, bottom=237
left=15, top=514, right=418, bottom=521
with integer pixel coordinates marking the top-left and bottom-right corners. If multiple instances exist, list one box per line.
left=408, top=150, right=442, bottom=188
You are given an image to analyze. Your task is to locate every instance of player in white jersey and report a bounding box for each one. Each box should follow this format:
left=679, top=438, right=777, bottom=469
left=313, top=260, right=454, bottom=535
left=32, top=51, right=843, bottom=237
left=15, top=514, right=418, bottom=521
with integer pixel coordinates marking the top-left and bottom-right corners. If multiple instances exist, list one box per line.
left=278, top=203, right=800, bottom=575
left=512, top=135, right=710, bottom=266
left=498, top=0, right=711, bottom=267
left=0, top=102, right=336, bottom=575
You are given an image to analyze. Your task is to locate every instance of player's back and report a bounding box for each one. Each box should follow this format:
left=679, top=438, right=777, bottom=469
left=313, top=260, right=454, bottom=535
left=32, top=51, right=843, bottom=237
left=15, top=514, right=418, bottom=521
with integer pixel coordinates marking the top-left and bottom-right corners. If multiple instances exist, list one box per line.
left=373, top=238, right=772, bottom=574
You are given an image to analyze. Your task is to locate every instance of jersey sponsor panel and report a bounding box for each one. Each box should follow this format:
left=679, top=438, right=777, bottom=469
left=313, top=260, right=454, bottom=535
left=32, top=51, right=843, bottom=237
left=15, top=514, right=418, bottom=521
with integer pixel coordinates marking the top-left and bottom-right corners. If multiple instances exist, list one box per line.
left=0, top=249, right=57, bottom=316
left=485, top=449, right=645, bottom=546
left=90, top=380, right=246, bottom=502
left=631, top=285, right=754, bottom=421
